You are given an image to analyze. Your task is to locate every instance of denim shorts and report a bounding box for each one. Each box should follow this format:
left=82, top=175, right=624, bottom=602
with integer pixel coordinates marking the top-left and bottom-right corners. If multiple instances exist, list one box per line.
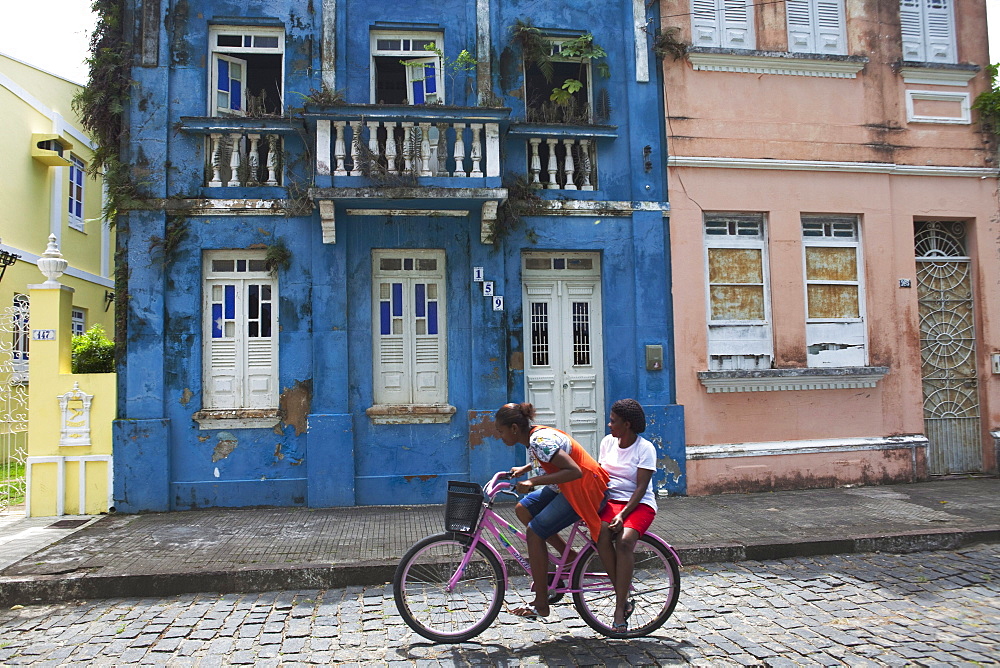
left=519, top=486, right=580, bottom=540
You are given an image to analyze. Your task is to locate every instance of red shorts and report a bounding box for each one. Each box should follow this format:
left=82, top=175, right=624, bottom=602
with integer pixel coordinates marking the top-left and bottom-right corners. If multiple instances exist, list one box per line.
left=599, top=500, right=656, bottom=535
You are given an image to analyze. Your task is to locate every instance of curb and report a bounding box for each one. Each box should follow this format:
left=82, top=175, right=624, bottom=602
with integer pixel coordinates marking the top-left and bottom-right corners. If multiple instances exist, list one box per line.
left=2, top=528, right=997, bottom=607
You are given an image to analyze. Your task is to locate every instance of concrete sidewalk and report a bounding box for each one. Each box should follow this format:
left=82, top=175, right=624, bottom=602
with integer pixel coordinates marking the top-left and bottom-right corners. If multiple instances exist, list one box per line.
left=1, top=477, right=997, bottom=607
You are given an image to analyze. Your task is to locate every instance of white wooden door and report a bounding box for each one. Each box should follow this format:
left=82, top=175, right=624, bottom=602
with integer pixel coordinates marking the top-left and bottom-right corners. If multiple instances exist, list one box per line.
left=522, top=253, right=604, bottom=457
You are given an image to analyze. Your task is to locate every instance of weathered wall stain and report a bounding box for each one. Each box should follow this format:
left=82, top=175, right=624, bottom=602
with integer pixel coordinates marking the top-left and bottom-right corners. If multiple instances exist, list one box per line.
left=468, top=411, right=501, bottom=449
left=180, top=388, right=193, bottom=406
left=212, top=431, right=237, bottom=462
left=279, top=379, right=312, bottom=436
left=404, top=475, right=438, bottom=482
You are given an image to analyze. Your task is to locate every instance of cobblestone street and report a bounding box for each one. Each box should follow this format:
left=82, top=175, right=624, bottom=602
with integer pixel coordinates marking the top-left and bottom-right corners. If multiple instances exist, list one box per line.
left=1, top=544, right=997, bottom=666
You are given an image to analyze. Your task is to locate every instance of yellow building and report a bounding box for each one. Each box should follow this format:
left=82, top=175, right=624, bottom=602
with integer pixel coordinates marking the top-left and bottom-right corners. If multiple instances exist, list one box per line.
left=1, top=53, right=115, bottom=516
left=0, top=52, right=114, bottom=349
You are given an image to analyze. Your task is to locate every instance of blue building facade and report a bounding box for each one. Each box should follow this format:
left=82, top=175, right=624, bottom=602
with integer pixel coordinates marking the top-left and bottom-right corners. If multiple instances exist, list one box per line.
left=115, top=0, right=685, bottom=511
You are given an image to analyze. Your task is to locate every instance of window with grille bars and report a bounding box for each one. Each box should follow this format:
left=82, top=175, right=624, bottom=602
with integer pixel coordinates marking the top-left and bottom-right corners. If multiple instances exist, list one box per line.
left=203, top=252, right=278, bottom=410
left=704, top=213, right=773, bottom=370
left=71, top=309, right=86, bottom=337
left=372, top=249, right=447, bottom=406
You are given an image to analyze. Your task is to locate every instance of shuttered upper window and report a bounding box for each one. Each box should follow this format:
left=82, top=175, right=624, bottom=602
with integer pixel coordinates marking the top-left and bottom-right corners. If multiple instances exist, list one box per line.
left=203, top=253, right=278, bottom=410
left=786, top=0, right=847, bottom=55
left=372, top=249, right=447, bottom=407
left=899, top=0, right=956, bottom=64
left=691, top=0, right=755, bottom=50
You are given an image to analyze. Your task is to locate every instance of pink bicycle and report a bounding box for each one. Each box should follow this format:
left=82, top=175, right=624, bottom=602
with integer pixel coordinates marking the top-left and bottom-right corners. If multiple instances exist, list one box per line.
left=393, top=472, right=681, bottom=643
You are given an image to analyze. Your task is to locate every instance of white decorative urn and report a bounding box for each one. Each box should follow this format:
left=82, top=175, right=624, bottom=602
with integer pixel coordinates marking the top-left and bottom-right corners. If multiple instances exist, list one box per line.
left=38, top=234, right=68, bottom=286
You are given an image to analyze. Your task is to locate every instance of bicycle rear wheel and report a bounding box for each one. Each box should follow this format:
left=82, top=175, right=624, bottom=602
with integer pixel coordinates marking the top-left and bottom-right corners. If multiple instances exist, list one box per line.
left=571, top=534, right=680, bottom=638
left=393, top=532, right=505, bottom=643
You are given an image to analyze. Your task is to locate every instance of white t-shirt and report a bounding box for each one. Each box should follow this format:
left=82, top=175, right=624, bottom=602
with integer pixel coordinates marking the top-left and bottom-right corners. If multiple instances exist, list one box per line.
left=599, top=434, right=657, bottom=511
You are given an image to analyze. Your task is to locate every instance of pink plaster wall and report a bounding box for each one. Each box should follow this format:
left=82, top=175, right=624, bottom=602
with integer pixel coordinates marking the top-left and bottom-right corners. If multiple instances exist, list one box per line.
left=660, top=0, right=1000, bottom=490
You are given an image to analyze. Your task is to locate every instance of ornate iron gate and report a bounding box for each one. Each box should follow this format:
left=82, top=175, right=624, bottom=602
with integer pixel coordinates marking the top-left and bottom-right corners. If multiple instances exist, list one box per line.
left=0, top=302, right=29, bottom=512
left=915, top=221, right=982, bottom=475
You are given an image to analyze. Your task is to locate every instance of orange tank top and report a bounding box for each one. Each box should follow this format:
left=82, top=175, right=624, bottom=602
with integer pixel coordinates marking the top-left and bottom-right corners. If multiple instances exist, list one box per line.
left=533, top=426, right=610, bottom=540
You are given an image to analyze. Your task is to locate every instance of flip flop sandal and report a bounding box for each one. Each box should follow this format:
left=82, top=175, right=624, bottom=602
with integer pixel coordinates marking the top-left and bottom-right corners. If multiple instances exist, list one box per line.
left=511, top=604, right=549, bottom=620
left=612, top=621, right=629, bottom=633
left=624, top=599, right=635, bottom=620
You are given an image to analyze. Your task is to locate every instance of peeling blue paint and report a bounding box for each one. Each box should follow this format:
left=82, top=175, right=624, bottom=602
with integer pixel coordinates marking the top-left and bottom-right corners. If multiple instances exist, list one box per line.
left=115, top=0, right=685, bottom=511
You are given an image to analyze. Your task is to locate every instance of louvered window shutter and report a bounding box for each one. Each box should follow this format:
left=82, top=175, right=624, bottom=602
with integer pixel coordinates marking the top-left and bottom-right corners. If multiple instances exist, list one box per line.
left=924, top=0, right=956, bottom=63
left=788, top=0, right=845, bottom=55
left=721, top=0, right=753, bottom=49
left=376, top=281, right=411, bottom=404
left=691, top=0, right=722, bottom=47
left=208, top=282, right=241, bottom=409
left=244, top=282, right=277, bottom=409
left=899, top=0, right=924, bottom=60
left=815, top=0, right=846, bottom=54
left=412, top=281, right=446, bottom=404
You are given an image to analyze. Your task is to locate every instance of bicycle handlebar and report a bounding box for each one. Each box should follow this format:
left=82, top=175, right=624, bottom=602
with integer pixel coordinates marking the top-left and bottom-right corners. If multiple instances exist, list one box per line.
left=483, top=470, right=514, bottom=498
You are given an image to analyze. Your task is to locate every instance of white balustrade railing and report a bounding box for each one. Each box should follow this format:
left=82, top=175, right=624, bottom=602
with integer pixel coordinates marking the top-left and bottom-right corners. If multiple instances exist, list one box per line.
left=527, top=136, right=597, bottom=191
left=206, top=133, right=282, bottom=187
left=318, top=119, right=501, bottom=179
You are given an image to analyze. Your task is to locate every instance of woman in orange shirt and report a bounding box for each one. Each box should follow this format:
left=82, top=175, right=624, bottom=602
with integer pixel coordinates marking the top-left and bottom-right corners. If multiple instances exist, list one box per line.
left=495, top=402, right=609, bottom=619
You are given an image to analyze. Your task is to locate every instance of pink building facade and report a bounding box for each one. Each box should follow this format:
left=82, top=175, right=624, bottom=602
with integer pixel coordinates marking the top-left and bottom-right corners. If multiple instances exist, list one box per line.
left=661, top=0, right=999, bottom=494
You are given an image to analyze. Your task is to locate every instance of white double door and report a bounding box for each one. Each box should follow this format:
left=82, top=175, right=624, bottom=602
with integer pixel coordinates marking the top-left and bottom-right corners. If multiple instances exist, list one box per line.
left=521, top=253, right=605, bottom=457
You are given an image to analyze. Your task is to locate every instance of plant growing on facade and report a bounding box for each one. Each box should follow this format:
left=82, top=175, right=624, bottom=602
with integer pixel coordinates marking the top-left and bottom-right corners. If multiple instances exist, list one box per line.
left=402, top=43, right=478, bottom=103
left=972, top=64, right=1000, bottom=135
left=510, top=19, right=609, bottom=124
left=652, top=26, right=687, bottom=61
left=265, top=239, right=292, bottom=275
left=72, top=0, right=138, bottom=228
left=148, top=215, right=190, bottom=266
left=492, top=174, right=542, bottom=244
left=72, top=325, right=116, bottom=374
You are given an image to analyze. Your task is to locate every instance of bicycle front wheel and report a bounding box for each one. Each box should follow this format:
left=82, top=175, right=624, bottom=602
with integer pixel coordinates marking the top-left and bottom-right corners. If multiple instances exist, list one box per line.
left=393, top=532, right=505, bottom=643
left=571, top=534, right=680, bottom=638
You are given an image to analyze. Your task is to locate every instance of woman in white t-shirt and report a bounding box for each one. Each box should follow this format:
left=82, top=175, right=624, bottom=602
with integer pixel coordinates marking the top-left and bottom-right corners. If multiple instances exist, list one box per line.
left=596, top=398, right=657, bottom=632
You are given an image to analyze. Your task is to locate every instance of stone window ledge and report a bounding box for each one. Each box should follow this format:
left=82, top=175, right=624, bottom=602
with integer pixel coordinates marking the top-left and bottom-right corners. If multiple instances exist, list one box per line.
left=366, top=404, right=457, bottom=425
left=687, top=48, right=868, bottom=79
left=193, top=409, right=281, bottom=431
left=698, top=366, right=889, bottom=393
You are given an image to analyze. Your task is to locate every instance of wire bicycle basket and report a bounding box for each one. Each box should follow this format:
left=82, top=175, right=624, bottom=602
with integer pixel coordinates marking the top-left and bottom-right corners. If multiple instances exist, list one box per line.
left=444, top=480, right=485, bottom=533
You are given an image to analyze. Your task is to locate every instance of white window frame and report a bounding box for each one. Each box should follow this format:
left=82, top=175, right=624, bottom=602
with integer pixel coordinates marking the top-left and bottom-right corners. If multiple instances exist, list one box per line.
left=202, top=251, right=278, bottom=412
left=370, top=31, right=444, bottom=105
left=905, top=90, right=971, bottom=124
left=691, top=0, right=756, bottom=50
left=523, top=37, right=597, bottom=123
left=899, top=0, right=956, bottom=64
left=786, top=0, right=847, bottom=55
left=370, top=249, right=451, bottom=419
left=801, top=215, right=868, bottom=367
left=71, top=308, right=86, bottom=337
left=704, top=213, right=773, bottom=371
left=208, top=26, right=285, bottom=117
left=68, top=154, right=86, bottom=232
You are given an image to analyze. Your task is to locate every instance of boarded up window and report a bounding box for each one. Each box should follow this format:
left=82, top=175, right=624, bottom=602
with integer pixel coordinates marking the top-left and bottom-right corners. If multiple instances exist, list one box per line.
left=704, top=213, right=773, bottom=370
left=801, top=215, right=866, bottom=367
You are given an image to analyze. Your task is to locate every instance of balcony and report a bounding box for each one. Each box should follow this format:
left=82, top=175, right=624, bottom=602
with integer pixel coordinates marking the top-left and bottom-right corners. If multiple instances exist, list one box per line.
left=179, top=117, right=301, bottom=190
left=305, top=105, right=509, bottom=189
left=508, top=123, right=616, bottom=191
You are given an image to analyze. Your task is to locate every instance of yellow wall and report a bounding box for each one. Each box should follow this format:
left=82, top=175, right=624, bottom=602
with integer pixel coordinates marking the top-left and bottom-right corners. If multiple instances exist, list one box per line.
left=0, top=53, right=114, bottom=354
left=26, top=281, right=116, bottom=516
